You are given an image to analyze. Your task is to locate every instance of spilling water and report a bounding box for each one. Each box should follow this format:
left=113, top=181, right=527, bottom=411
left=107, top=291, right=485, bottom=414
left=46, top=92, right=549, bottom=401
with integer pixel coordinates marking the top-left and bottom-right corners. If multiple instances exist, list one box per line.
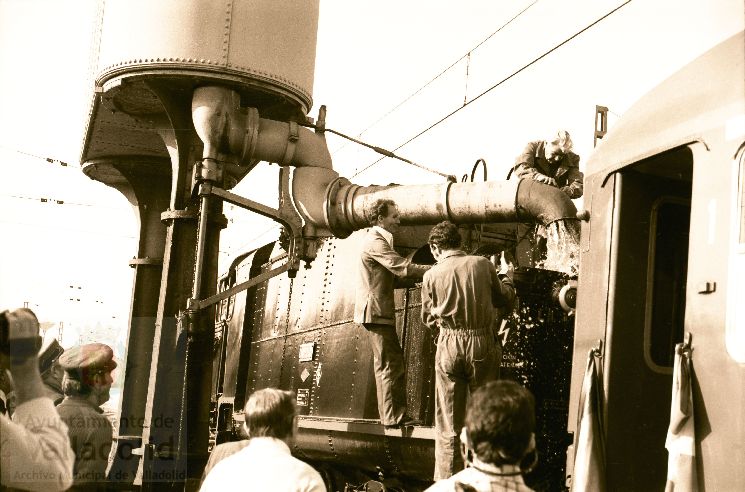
left=497, top=219, right=580, bottom=491
left=538, top=220, right=581, bottom=276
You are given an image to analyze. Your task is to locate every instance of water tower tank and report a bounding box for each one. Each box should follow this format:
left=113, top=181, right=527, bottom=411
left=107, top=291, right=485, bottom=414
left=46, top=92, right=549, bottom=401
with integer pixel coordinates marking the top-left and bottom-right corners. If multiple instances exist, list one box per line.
left=81, top=0, right=319, bottom=163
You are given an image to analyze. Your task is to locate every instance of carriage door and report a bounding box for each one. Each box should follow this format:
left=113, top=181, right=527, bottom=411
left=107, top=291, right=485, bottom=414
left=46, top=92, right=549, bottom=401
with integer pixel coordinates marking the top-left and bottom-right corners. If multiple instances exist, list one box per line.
left=604, top=146, right=693, bottom=491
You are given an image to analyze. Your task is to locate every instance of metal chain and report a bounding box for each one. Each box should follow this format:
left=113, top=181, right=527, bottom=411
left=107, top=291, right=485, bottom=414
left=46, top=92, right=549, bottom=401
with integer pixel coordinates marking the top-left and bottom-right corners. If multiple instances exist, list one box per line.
left=278, top=270, right=294, bottom=385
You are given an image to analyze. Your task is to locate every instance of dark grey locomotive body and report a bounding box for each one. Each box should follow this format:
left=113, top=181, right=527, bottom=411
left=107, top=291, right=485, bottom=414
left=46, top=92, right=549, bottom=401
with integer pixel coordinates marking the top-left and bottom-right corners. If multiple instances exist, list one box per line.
left=211, top=224, right=575, bottom=490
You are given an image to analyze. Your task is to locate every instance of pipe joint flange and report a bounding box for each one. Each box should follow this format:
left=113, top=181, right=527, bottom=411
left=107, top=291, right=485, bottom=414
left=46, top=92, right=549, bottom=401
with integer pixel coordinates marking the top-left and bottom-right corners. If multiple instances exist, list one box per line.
left=240, top=107, right=260, bottom=164
left=161, top=209, right=198, bottom=223
left=195, top=158, right=223, bottom=183
left=323, top=177, right=353, bottom=238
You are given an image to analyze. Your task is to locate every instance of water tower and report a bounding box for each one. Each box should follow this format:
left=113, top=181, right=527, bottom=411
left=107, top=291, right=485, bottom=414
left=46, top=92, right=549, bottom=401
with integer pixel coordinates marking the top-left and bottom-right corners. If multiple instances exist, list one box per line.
left=80, top=1, right=322, bottom=486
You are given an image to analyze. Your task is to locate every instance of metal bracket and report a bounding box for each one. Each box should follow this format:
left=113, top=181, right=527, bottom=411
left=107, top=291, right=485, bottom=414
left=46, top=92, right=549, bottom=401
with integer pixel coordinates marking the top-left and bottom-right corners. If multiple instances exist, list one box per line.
left=188, top=166, right=304, bottom=311
left=160, top=209, right=197, bottom=223
left=197, top=261, right=292, bottom=310
left=240, top=107, right=260, bottom=163
left=195, top=158, right=222, bottom=183
left=594, top=105, right=608, bottom=147
left=128, top=257, right=163, bottom=268
left=281, top=121, right=299, bottom=166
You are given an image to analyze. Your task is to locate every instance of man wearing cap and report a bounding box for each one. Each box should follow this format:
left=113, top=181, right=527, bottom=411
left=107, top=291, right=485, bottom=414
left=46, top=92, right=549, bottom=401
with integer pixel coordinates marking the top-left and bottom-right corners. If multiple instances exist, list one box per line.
left=57, top=342, right=117, bottom=490
left=39, top=339, right=65, bottom=405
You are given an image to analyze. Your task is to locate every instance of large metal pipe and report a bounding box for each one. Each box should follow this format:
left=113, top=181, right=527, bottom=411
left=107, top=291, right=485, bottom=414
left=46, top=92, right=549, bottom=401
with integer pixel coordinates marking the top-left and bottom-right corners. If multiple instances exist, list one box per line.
left=515, top=178, right=579, bottom=225
left=192, top=86, right=332, bottom=170
left=191, top=86, right=580, bottom=243
left=319, top=178, right=578, bottom=239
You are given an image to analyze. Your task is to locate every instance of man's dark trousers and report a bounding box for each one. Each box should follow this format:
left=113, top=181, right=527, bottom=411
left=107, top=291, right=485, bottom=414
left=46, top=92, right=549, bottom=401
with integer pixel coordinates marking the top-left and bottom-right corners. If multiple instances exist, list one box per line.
left=364, top=323, right=407, bottom=426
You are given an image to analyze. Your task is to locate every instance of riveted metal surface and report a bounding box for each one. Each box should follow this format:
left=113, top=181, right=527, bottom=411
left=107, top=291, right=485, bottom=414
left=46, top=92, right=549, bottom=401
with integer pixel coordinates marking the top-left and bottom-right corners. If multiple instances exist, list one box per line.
left=84, top=89, right=167, bottom=161
left=290, top=244, right=324, bottom=332
left=312, top=323, right=377, bottom=419
left=246, top=260, right=270, bottom=401
left=294, top=426, right=435, bottom=482
left=319, top=238, right=334, bottom=326
left=94, top=0, right=318, bottom=112
left=321, top=235, right=359, bottom=322
left=310, top=324, right=323, bottom=416
left=400, top=287, right=436, bottom=425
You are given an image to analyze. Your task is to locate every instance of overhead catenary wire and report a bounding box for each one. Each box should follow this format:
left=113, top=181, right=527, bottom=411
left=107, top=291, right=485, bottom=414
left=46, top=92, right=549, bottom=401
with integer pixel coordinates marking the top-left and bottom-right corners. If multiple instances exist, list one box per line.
left=333, top=0, right=539, bottom=153
left=0, top=219, right=136, bottom=239
left=0, top=144, right=77, bottom=170
left=2, top=194, right=124, bottom=210
left=350, top=0, right=632, bottom=179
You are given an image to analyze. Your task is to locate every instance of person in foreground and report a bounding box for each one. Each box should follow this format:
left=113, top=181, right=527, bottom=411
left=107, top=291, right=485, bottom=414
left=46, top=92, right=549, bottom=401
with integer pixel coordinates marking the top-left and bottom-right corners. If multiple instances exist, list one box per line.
left=200, top=388, right=326, bottom=492
left=0, top=308, right=74, bottom=491
left=426, top=380, right=538, bottom=492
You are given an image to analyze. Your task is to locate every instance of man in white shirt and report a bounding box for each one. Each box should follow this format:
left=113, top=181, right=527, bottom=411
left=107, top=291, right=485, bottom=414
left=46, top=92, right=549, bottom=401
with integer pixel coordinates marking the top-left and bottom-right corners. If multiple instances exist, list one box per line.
left=200, top=388, right=326, bottom=492
left=0, top=308, right=74, bottom=491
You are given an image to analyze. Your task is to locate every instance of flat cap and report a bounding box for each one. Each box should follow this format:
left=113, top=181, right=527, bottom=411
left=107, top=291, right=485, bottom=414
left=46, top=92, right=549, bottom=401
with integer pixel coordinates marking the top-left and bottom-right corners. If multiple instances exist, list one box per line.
left=38, top=338, right=64, bottom=373
left=58, top=343, right=116, bottom=380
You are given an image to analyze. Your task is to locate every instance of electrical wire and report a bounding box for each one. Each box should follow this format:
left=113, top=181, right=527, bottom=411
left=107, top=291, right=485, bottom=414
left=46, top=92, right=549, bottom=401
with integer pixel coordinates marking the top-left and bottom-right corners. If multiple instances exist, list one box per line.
left=0, top=145, right=77, bottom=170
left=0, top=218, right=136, bottom=239
left=351, top=0, right=632, bottom=178
left=333, top=0, right=539, bottom=152
left=2, top=194, right=124, bottom=210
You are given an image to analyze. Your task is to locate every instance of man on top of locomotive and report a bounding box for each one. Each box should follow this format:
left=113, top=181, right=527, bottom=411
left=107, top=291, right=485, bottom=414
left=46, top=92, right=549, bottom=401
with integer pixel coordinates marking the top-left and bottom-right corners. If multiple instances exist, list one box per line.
left=426, top=380, right=537, bottom=492
left=421, top=221, right=515, bottom=481
left=354, top=198, right=430, bottom=429
left=510, top=129, right=583, bottom=199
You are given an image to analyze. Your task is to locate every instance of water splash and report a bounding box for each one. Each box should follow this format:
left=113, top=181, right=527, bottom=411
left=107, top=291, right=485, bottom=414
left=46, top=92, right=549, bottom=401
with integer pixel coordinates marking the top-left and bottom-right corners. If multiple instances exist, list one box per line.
left=537, top=220, right=580, bottom=276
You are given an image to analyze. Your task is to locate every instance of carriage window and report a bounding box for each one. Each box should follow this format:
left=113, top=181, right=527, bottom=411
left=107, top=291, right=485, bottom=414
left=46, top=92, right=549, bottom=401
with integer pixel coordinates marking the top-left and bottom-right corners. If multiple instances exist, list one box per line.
left=726, top=149, right=745, bottom=362
left=646, top=199, right=689, bottom=369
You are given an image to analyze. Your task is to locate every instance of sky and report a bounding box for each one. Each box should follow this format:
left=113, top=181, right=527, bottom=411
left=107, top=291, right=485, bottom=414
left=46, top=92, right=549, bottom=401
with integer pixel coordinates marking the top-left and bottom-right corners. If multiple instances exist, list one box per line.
left=0, top=0, right=742, bottom=354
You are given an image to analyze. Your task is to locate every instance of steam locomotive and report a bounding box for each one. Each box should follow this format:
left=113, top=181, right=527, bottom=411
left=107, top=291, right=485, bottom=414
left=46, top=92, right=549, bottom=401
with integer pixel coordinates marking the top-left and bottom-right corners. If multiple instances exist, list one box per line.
left=76, top=0, right=744, bottom=490
left=205, top=30, right=745, bottom=491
